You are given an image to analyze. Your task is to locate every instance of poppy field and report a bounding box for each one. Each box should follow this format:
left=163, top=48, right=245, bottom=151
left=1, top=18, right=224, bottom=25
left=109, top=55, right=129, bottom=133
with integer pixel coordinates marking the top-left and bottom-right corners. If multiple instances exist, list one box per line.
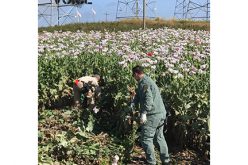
left=38, top=26, right=210, bottom=164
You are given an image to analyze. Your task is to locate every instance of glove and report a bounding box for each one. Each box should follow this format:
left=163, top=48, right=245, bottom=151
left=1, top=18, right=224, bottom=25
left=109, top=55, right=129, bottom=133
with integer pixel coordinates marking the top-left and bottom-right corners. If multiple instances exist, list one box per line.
left=140, top=113, right=147, bottom=124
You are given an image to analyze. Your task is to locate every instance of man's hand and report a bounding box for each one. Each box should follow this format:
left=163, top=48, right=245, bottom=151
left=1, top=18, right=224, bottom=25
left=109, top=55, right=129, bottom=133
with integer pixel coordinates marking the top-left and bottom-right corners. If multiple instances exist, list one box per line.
left=140, top=113, right=147, bottom=124
left=128, top=86, right=136, bottom=97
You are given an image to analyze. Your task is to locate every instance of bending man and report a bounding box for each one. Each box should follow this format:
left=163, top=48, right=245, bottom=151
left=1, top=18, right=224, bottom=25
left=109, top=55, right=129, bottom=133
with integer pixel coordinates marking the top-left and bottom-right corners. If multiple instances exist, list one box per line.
left=73, top=74, right=101, bottom=110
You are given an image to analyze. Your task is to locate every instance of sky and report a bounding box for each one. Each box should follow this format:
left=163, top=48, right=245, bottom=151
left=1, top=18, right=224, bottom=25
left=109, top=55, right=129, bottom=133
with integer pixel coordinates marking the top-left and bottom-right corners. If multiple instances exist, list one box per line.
left=38, top=0, right=209, bottom=27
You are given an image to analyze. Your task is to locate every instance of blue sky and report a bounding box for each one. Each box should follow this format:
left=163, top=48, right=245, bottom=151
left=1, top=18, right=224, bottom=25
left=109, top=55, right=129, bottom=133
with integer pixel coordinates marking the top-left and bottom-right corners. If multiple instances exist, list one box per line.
left=38, top=0, right=182, bottom=26
left=92, top=0, right=176, bottom=21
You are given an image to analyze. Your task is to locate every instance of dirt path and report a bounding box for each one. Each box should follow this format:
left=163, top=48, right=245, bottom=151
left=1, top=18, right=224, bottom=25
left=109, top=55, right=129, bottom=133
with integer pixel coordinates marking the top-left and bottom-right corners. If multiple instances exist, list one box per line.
left=127, top=146, right=210, bottom=165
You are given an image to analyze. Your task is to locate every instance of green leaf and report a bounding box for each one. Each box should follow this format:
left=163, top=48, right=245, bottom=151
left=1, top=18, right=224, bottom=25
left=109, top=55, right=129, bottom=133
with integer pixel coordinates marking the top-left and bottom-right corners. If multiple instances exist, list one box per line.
left=185, top=103, right=191, bottom=109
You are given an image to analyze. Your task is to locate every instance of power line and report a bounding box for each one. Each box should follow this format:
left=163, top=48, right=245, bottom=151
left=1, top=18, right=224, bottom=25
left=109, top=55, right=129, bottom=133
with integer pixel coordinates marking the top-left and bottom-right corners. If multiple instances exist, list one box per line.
left=104, top=11, right=110, bottom=22
left=174, top=0, right=210, bottom=20
left=38, top=0, right=93, bottom=27
left=116, top=0, right=156, bottom=20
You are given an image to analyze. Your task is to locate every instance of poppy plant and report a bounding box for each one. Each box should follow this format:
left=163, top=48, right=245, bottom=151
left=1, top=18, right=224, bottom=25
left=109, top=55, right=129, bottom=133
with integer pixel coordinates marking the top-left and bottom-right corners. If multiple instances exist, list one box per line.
left=147, top=51, right=154, bottom=57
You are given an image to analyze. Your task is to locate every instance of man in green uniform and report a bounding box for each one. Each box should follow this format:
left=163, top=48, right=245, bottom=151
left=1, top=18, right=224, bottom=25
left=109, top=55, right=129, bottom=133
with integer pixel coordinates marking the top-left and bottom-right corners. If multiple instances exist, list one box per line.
left=132, top=65, right=170, bottom=165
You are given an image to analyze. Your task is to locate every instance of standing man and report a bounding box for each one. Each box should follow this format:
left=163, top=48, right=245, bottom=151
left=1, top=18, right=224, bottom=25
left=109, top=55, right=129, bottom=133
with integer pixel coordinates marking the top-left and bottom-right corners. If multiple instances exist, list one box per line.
left=132, top=65, right=170, bottom=165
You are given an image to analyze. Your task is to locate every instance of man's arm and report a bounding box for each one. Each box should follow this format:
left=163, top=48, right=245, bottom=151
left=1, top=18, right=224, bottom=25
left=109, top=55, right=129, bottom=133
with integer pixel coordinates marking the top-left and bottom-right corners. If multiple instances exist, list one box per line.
left=132, top=88, right=139, bottom=105
left=141, top=84, right=153, bottom=114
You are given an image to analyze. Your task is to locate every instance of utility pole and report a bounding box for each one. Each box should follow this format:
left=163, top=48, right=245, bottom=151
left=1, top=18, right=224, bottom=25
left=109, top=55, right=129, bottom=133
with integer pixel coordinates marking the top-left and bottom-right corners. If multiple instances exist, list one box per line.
left=57, top=3, right=59, bottom=25
left=143, top=0, right=146, bottom=29
left=136, top=0, right=138, bottom=18
left=206, top=0, right=210, bottom=20
left=105, top=11, right=110, bottom=22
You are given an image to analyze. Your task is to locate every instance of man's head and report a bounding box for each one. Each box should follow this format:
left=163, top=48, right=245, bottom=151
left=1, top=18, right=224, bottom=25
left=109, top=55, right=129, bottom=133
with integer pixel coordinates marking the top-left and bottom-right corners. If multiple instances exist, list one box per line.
left=132, top=65, right=144, bottom=81
left=93, top=74, right=101, bottom=81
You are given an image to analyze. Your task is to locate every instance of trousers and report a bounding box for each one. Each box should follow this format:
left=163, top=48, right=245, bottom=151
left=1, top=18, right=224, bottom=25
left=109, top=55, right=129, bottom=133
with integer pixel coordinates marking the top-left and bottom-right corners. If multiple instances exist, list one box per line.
left=140, top=113, right=170, bottom=165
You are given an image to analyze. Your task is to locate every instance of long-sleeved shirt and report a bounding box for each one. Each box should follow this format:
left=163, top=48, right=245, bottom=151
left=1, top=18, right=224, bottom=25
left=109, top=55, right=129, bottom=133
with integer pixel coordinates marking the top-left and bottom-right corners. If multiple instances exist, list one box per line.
left=133, top=75, right=166, bottom=116
left=78, top=76, right=99, bottom=86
